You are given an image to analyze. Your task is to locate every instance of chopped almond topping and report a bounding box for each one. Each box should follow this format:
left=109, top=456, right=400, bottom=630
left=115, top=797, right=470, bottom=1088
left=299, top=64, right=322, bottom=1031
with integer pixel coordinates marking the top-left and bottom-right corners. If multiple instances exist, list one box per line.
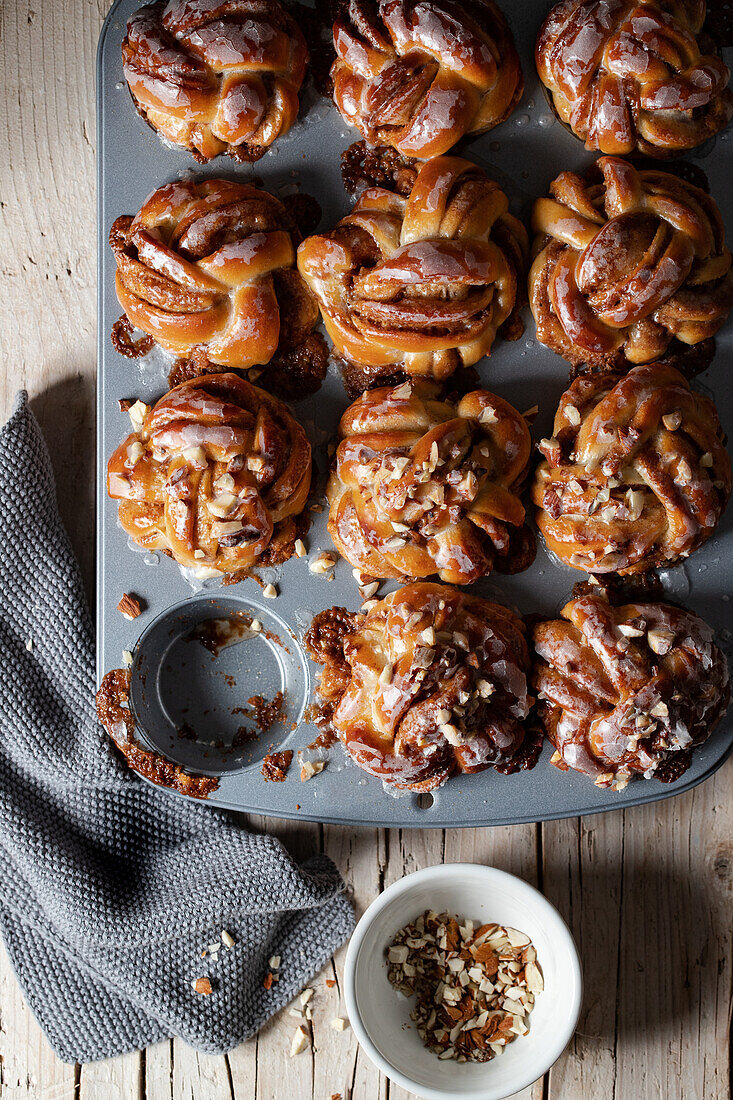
left=117, top=593, right=143, bottom=621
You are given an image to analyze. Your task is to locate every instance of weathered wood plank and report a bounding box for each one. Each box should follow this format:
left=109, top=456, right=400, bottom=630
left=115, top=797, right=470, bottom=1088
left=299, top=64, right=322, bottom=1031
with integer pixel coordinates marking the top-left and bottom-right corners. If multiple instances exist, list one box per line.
left=79, top=1051, right=141, bottom=1099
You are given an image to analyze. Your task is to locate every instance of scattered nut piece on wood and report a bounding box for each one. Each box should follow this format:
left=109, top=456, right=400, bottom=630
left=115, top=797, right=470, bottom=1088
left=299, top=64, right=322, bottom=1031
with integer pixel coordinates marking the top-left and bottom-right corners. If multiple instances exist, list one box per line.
left=325, top=978, right=336, bottom=988
left=192, top=977, right=212, bottom=996
left=290, top=1025, right=310, bottom=1056
left=330, top=1017, right=349, bottom=1031
left=300, top=987, right=314, bottom=1006
left=117, top=593, right=143, bottom=620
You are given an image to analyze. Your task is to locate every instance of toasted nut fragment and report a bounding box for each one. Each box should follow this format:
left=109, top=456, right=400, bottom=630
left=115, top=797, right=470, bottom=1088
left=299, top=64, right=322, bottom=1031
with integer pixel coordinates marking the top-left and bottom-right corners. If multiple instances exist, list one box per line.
left=121, top=650, right=133, bottom=667
left=294, top=538, right=307, bottom=557
left=128, top=400, right=149, bottom=431
left=331, top=1016, right=349, bottom=1031
left=263, top=583, right=278, bottom=599
left=300, top=987, right=314, bottom=1005
left=648, top=628, right=675, bottom=655
left=662, top=411, right=682, bottom=431
left=300, top=760, right=326, bottom=781
left=117, top=592, right=143, bottom=620
left=618, top=623, right=644, bottom=638
left=290, top=1025, right=310, bottom=1056
left=221, top=930, right=235, bottom=949
left=192, top=977, right=213, bottom=995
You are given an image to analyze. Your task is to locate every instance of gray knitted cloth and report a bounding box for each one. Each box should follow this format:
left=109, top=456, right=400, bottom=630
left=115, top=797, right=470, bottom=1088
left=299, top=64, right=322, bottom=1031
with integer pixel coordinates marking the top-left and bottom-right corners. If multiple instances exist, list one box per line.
left=0, top=392, right=354, bottom=1063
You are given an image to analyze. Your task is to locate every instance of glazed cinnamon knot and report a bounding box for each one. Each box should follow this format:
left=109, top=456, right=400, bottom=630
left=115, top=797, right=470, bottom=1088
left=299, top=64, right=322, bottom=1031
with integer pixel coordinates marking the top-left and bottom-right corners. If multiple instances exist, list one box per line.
left=297, top=156, right=527, bottom=387
left=331, top=0, right=523, bottom=158
left=532, top=591, right=730, bottom=790
left=531, top=363, right=731, bottom=574
left=122, top=0, right=308, bottom=161
left=305, top=583, right=537, bottom=791
left=529, top=156, right=733, bottom=371
left=110, top=179, right=318, bottom=371
left=536, top=0, right=733, bottom=157
left=327, top=380, right=535, bottom=584
left=107, top=373, right=312, bottom=574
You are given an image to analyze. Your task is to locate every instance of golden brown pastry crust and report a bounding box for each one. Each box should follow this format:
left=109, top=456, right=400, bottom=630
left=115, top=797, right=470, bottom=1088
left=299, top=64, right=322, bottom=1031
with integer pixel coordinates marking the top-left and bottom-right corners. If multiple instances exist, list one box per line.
left=297, top=156, right=527, bottom=383
left=305, top=583, right=537, bottom=791
left=531, top=362, right=731, bottom=575
left=327, top=379, right=535, bottom=583
left=110, top=178, right=319, bottom=371
left=532, top=590, right=730, bottom=789
left=122, top=0, right=308, bottom=161
left=107, top=372, right=312, bottom=574
left=331, top=0, right=523, bottom=158
left=529, top=156, right=733, bottom=371
left=536, top=0, right=733, bottom=158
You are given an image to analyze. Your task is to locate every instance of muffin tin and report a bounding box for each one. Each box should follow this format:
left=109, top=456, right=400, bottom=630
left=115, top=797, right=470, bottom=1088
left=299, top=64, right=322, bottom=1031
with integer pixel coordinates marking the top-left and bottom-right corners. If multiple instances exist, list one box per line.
left=96, top=0, right=733, bottom=827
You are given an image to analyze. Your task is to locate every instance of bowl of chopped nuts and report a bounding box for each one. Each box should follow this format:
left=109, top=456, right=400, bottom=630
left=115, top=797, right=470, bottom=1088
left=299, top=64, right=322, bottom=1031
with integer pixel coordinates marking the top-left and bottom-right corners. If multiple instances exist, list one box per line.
left=343, top=863, right=582, bottom=1100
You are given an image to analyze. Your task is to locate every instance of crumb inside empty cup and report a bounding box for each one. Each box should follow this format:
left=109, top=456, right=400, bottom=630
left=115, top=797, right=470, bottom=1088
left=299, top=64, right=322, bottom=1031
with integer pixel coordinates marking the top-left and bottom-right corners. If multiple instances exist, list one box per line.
left=386, top=910, right=543, bottom=1063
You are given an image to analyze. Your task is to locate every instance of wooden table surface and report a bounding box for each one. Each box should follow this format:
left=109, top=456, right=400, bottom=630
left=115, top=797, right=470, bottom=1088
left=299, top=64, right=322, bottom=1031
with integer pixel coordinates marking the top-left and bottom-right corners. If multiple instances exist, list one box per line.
left=1, top=2, right=731, bottom=1098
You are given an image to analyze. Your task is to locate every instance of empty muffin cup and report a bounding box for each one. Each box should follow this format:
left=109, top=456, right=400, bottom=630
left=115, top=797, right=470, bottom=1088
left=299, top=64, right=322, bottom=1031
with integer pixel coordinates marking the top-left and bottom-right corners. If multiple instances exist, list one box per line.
left=128, top=593, right=310, bottom=776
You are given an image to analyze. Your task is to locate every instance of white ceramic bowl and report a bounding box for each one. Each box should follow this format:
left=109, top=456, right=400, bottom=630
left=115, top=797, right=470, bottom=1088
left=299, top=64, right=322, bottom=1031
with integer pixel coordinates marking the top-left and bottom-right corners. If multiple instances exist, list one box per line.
left=343, top=863, right=582, bottom=1100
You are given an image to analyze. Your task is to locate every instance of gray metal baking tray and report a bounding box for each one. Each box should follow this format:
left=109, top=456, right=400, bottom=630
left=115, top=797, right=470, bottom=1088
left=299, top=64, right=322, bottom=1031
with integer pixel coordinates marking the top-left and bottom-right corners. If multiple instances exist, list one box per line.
left=96, top=0, right=733, bottom=827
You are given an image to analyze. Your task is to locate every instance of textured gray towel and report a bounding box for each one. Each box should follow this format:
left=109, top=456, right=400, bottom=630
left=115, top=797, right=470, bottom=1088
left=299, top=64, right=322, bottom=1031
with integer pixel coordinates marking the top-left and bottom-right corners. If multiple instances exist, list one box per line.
left=0, top=392, right=354, bottom=1063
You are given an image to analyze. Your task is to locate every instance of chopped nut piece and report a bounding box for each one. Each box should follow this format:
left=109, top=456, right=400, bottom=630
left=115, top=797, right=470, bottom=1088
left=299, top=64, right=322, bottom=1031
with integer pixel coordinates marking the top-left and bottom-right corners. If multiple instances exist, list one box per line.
left=221, top=930, right=235, bottom=949
left=25, top=638, right=32, bottom=652
left=700, top=452, right=713, bottom=468
left=128, top=400, right=148, bottom=431
left=263, top=972, right=274, bottom=990
left=290, top=1025, right=310, bottom=1056
left=648, top=628, right=674, bottom=655
left=300, top=987, right=314, bottom=1005
left=618, top=623, right=645, bottom=638
left=565, top=404, right=581, bottom=427
left=117, top=593, right=143, bottom=621
left=192, top=977, right=212, bottom=996
left=300, top=760, right=326, bottom=781
left=194, top=549, right=206, bottom=560
left=269, top=955, right=281, bottom=970
left=331, top=1016, right=349, bottom=1031
left=263, top=583, right=278, bottom=599
left=121, top=650, right=133, bottom=667
left=294, top=538, right=307, bottom=557
left=251, top=619, right=263, bottom=633
left=479, top=406, right=498, bottom=425
left=386, top=911, right=541, bottom=1064
left=310, top=552, right=336, bottom=575
left=662, top=411, right=682, bottom=431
